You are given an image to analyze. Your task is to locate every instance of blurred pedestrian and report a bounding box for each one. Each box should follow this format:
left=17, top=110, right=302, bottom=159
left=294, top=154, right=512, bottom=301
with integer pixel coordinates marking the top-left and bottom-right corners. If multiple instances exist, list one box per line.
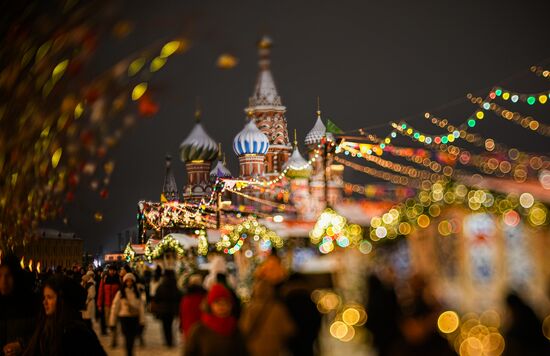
left=204, top=255, right=235, bottom=291
left=184, top=283, right=247, bottom=356
left=179, top=274, right=207, bottom=339
left=281, top=273, right=321, bottom=356
left=97, top=265, right=120, bottom=346
left=109, top=273, right=145, bottom=356
left=149, top=265, right=162, bottom=300
left=23, top=276, right=106, bottom=356
left=0, top=255, right=39, bottom=356
left=240, top=279, right=295, bottom=356
left=365, top=273, right=403, bottom=356
left=504, top=292, right=550, bottom=355
left=153, top=270, right=181, bottom=347
left=81, top=271, right=96, bottom=330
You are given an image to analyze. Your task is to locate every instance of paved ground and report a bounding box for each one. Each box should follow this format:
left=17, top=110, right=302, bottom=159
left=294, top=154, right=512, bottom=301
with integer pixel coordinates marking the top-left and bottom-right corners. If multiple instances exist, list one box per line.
left=95, top=313, right=373, bottom=356
left=96, top=313, right=182, bottom=356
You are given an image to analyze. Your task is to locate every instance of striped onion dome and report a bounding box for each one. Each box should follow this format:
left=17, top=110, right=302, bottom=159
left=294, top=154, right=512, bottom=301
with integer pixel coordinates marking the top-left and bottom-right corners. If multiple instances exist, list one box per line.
left=210, top=160, right=232, bottom=179
left=283, top=146, right=311, bottom=179
left=233, top=120, right=270, bottom=156
left=304, top=112, right=333, bottom=146
left=179, top=122, right=218, bottom=162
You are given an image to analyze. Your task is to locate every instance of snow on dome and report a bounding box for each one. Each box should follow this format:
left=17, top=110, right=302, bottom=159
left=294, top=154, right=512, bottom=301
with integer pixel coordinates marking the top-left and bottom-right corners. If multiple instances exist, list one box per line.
left=179, top=122, right=218, bottom=162
left=233, top=120, right=270, bottom=156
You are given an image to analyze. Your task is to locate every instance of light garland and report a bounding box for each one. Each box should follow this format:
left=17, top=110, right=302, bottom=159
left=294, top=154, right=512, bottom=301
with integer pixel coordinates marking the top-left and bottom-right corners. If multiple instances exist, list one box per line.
left=366, top=180, right=548, bottom=244
left=488, top=87, right=549, bottom=105
left=194, top=229, right=209, bottom=256
left=309, top=208, right=363, bottom=254
left=145, top=235, right=185, bottom=261
left=334, top=156, right=420, bottom=187
left=530, top=65, right=550, bottom=79
left=216, top=217, right=283, bottom=255
left=469, top=95, right=550, bottom=137
left=123, top=243, right=135, bottom=262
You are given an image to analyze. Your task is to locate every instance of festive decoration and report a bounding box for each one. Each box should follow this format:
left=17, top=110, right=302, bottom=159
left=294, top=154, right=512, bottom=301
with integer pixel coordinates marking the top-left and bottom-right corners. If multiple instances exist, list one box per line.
left=216, top=217, right=283, bottom=255
left=309, top=209, right=363, bottom=254
left=123, top=243, right=135, bottom=262
left=145, top=235, right=185, bottom=261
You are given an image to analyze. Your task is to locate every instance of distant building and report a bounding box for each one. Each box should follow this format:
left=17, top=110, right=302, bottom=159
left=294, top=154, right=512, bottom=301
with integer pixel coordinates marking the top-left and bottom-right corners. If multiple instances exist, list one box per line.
left=15, top=228, right=83, bottom=270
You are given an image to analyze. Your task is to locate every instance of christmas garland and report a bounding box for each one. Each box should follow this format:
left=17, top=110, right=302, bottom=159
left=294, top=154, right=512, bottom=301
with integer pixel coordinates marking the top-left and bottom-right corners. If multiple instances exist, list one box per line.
left=216, top=217, right=283, bottom=255
left=123, top=243, right=136, bottom=262
left=145, top=235, right=185, bottom=261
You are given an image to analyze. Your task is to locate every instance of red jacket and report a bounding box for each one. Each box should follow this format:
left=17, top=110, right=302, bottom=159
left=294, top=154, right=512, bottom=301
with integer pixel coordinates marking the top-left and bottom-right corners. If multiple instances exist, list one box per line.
left=97, top=276, right=120, bottom=309
left=180, top=288, right=207, bottom=337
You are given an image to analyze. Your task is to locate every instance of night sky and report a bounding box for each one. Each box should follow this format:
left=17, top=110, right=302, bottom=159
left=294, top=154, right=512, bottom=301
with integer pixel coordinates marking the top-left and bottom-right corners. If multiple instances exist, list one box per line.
left=62, top=0, right=550, bottom=252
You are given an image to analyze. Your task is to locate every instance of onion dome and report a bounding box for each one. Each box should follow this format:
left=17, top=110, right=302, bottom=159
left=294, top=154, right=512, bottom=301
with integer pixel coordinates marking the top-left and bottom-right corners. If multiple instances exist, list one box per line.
left=248, top=36, right=283, bottom=108
left=210, top=144, right=232, bottom=179
left=305, top=109, right=333, bottom=146
left=179, top=108, right=218, bottom=163
left=233, top=119, right=270, bottom=156
left=161, top=155, right=179, bottom=202
left=283, top=144, right=311, bottom=179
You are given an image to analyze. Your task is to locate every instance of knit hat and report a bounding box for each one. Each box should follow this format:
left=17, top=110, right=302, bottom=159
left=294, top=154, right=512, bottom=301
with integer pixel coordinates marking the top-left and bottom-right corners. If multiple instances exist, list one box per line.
left=123, top=272, right=136, bottom=283
left=207, top=283, right=232, bottom=305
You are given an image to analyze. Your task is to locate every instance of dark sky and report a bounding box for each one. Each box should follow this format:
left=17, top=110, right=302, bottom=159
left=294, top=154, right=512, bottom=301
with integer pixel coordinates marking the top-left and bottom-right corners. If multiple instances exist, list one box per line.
left=64, top=0, right=550, bottom=252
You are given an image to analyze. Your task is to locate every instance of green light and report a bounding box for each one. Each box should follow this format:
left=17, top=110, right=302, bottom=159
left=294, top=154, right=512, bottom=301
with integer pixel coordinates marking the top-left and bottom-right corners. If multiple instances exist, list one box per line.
left=468, top=119, right=476, bottom=127
left=401, top=124, right=407, bottom=129
left=527, top=96, right=536, bottom=105
left=413, top=132, right=420, bottom=139
left=380, top=143, right=386, bottom=149
left=495, top=89, right=502, bottom=96
left=441, top=136, right=449, bottom=144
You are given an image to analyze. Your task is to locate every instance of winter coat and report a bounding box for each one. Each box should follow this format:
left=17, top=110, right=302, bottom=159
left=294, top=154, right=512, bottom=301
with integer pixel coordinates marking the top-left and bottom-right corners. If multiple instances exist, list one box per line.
left=23, top=320, right=106, bottom=356
left=81, top=281, right=96, bottom=320
left=179, top=286, right=207, bottom=337
left=97, top=276, right=120, bottom=309
left=109, top=288, right=145, bottom=326
left=0, top=292, right=39, bottom=353
left=153, top=276, right=181, bottom=316
left=184, top=322, right=248, bottom=356
left=239, top=281, right=295, bottom=356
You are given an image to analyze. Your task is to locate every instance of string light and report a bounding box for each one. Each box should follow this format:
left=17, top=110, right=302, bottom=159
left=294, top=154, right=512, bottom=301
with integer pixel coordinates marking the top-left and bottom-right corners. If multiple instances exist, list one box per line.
left=216, top=217, right=283, bottom=255
left=490, top=86, right=549, bottom=105
left=334, top=156, right=419, bottom=187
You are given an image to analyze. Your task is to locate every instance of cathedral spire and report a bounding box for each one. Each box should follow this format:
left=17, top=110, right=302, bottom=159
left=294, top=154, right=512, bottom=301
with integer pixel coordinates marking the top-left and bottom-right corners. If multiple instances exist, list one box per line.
left=161, top=155, right=179, bottom=202
left=248, top=35, right=283, bottom=108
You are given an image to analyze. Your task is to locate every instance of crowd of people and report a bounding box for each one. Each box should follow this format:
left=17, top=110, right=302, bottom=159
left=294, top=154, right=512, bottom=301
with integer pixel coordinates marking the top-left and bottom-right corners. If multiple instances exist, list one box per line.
left=1, top=250, right=549, bottom=356
left=0, top=252, right=323, bottom=356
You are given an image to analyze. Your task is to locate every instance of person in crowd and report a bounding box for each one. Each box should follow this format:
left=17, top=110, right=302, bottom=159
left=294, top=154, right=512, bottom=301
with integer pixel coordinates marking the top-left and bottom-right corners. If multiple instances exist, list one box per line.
left=120, top=265, right=132, bottom=281
left=399, top=274, right=452, bottom=356
left=240, top=279, right=295, bottom=356
left=149, top=265, right=162, bottom=300
left=0, top=255, right=39, bottom=356
left=366, top=272, right=404, bottom=356
left=184, top=283, right=247, bottom=356
left=23, top=276, right=106, bottom=356
left=203, top=255, right=235, bottom=291
left=503, top=292, right=550, bottom=355
left=97, top=264, right=120, bottom=347
left=153, top=269, right=181, bottom=347
left=81, top=271, right=96, bottom=330
left=179, top=274, right=207, bottom=339
left=96, top=267, right=107, bottom=335
left=281, top=273, right=322, bottom=356
left=254, top=251, right=287, bottom=288
left=109, top=273, right=145, bottom=356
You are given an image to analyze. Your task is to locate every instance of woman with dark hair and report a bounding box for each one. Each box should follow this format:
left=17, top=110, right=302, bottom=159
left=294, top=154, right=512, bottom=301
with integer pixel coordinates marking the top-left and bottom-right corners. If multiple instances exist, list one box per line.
left=0, top=255, right=39, bottom=356
left=22, top=276, right=106, bottom=356
left=109, top=273, right=145, bottom=356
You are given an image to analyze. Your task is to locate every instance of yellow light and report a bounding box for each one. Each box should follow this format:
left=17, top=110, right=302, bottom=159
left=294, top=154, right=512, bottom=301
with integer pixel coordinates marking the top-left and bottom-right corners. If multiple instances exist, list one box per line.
left=398, top=222, right=411, bottom=235
left=417, top=214, right=430, bottom=228
left=160, top=40, right=183, bottom=58
left=438, top=310, right=460, bottom=333
left=74, top=102, right=84, bottom=119
left=128, top=58, right=146, bottom=76
left=476, top=111, right=484, bottom=119
left=150, top=56, right=167, bottom=72
left=342, top=308, right=361, bottom=325
left=502, top=92, right=510, bottom=100
left=539, top=95, right=547, bottom=104
left=52, top=59, right=69, bottom=82
left=438, top=220, right=452, bottom=236
left=51, top=148, right=62, bottom=168
left=330, top=321, right=348, bottom=339
left=131, top=83, right=148, bottom=101
left=519, top=193, right=534, bottom=209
